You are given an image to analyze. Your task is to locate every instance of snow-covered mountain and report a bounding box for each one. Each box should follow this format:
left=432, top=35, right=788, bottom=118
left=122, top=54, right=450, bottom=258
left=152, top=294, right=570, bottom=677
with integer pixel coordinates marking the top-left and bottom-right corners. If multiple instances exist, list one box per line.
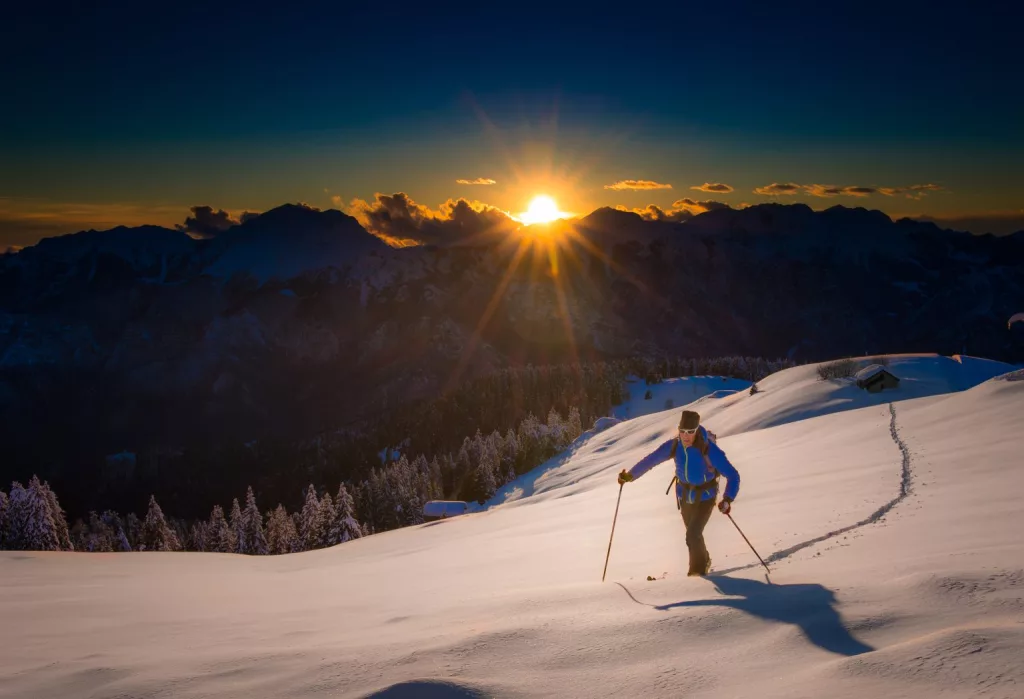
left=0, top=202, right=1021, bottom=507
left=200, top=203, right=390, bottom=283
left=2, top=354, right=1021, bottom=698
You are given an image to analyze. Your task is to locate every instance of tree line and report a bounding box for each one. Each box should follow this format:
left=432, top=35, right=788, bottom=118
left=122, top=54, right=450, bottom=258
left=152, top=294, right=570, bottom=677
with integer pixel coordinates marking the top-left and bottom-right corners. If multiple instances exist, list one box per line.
left=1, top=355, right=792, bottom=553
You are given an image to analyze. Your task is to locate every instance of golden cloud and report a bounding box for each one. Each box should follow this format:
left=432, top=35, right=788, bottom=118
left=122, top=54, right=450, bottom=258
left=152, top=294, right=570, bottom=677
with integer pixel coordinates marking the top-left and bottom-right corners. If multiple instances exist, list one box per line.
left=691, top=182, right=734, bottom=193
left=604, top=180, right=673, bottom=191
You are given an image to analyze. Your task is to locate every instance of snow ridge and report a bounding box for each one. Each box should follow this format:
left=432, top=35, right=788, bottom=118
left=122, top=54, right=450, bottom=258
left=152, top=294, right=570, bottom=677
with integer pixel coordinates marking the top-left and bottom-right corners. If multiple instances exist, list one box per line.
left=720, top=402, right=914, bottom=574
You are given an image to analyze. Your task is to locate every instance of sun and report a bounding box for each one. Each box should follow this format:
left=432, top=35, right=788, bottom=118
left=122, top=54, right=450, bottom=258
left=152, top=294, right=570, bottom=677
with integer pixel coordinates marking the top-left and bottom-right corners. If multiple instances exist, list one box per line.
left=519, top=195, right=568, bottom=225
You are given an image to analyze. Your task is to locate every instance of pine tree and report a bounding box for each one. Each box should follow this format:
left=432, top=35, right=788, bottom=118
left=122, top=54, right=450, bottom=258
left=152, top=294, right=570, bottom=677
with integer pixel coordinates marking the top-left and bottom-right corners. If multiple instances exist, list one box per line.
left=189, top=520, right=210, bottom=552
left=317, top=492, right=337, bottom=548
left=502, top=428, right=519, bottom=481
left=38, top=479, right=73, bottom=551
left=0, top=489, right=8, bottom=549
left=266, top=505, right=299, bottom=555
left=241, top=487, right=268, bottom=555
left=547, top=408, right=566, bottom=450
left=124, top=512, right=142, bottom=551
left=334, top=483, right=363, bottom=543
left=69, top=518, right=89, bottom=552
left=475, top=438, right=499, bottom=503
left=4, top=482, right=27, bottom=549
left=229, top=498, right=245, bottom=554
left=102, top=511, right=132, bottom=552
left=140, top=495, right=180, bottom=552
left=207, top=505, right=234, bottom=553
left=567, top=407, right=583, bottom=443
left=84, top=511, right=114, bottom=552
left=5, top=477, right=61, bottom=551
left=299, top=484, right=323, bottom=551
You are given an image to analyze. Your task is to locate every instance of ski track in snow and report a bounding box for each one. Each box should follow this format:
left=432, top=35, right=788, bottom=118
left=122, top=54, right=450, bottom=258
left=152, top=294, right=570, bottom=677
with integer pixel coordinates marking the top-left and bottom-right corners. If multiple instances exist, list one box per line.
left=718, top=402, right=914, bottom=576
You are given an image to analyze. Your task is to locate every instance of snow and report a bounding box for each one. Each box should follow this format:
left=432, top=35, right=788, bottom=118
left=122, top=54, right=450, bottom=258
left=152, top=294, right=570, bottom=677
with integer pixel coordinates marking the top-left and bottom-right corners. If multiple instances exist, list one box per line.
left=611, top=375, right=752, bottom=421
left=2, top=354, right=1024, bottom=698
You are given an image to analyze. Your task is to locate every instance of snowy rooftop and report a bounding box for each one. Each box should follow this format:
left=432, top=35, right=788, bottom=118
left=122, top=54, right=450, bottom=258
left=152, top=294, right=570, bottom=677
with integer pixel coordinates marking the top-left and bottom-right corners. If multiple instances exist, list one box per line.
left=854, top=363, right=894, bottom=382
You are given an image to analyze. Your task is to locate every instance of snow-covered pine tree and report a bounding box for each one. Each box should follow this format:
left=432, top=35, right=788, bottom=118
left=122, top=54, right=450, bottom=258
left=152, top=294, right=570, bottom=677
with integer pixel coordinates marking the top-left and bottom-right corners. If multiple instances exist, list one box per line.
left=38, top=479, right=73, bottom=551
left=299, top=484, right=324, bottom=551
left=207, top=504, right=234, bottom=553
left=140, top=495, right=180, bottom=551
left=124, top=512, right=142, bottom=551
left=428, top=457, right=444, bottom=501
left=567, top=407, right=583, bottom=443
left=103, top=511, right=132, bottom=552
left=69, top=518, right=88, bottom=552
left=476, top=438, right=499, bottom=503
left=547, top=407, right=566, bottom=450
left=4, top=482, right=27, bottom=549
left=241, top=486, right=268, bottom=555
left=85, top=511, right=114, bottom=552
left=517, top=413, right=542, bottom=466
left=229, top=498, right=245, bottom=554
left=266, top=505, right=299, bottom=554
left=189, top=520, right=210, bottom=552
left=316, top=492, right=337, bottom=548
left=334, top=483, right=363, bottom=543
left=0, top=489, right=8, bottom=549
left=5, top=478, right=61, bottom=551
left=503, top=428, right=519, bottom=481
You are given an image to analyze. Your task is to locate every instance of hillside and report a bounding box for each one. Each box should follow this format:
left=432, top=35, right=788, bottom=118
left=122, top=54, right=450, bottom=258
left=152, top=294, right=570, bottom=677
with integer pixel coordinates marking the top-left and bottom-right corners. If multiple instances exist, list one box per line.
left=2, top=355, right=1022, bottom=698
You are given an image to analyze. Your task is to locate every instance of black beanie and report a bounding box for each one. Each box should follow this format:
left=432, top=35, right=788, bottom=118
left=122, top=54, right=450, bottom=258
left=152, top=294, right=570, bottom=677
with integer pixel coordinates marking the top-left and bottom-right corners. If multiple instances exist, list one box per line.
left=679, top=410, right=700, bottom=429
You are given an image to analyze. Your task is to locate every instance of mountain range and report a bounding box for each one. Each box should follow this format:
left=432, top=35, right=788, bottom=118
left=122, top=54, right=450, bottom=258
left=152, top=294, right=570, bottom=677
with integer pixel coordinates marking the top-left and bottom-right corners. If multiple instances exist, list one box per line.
left=1, top=201, right=1021, bottom=483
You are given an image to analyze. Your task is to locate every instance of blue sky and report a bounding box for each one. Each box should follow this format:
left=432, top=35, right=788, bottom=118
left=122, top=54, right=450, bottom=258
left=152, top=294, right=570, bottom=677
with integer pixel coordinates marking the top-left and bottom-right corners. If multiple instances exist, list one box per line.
left=2, top=2, right=1022, bottom=246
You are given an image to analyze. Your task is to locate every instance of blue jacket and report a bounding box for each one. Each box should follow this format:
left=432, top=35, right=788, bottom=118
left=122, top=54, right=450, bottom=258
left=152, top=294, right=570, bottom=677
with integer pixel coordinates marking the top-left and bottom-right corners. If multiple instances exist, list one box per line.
left=627, top=427, right=740, bottom=504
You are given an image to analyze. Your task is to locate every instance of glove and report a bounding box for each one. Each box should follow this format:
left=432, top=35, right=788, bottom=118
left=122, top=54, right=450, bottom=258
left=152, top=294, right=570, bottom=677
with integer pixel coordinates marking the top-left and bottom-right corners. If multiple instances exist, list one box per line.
left=718, top=497, right=732, bottom=515
left=617, top=470, right=634, bottom=485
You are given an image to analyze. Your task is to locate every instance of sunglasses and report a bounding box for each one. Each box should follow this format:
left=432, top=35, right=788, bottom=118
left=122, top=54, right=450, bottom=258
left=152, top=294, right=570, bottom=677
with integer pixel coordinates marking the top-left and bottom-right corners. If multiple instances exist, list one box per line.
left=679, top=427, right=699, bottom=435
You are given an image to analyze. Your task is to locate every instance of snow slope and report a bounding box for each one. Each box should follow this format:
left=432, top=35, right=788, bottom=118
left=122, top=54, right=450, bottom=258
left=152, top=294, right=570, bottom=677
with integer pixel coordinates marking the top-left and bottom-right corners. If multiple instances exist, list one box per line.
left=2, top=356, right=1023, bottom=698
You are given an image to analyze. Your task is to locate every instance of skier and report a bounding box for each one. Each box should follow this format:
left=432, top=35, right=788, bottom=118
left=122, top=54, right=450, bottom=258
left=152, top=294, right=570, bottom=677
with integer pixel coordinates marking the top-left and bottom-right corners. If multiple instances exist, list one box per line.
left=616, top=409, right=740, bottom=576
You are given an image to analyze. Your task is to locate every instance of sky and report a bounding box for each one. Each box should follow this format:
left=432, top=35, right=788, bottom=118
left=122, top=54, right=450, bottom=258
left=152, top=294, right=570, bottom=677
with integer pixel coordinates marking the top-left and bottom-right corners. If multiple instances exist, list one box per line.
left=2, top=2, right=1023, bottom=249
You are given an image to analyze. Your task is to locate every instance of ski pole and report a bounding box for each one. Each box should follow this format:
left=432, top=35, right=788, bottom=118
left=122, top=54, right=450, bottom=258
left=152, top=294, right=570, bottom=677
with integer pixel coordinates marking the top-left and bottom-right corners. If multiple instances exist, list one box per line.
left=726, top=513, right=772, bottom=580
left=601, top=483, right=624, bottom=582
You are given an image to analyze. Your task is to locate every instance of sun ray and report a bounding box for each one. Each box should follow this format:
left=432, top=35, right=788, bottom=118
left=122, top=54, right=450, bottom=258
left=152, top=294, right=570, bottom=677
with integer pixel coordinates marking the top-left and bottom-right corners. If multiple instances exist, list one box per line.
left=547, top=241, right=580, bottom=367
left=558, top=224, right=671, bottom=311
left=443, top=236, right=531, bottom=395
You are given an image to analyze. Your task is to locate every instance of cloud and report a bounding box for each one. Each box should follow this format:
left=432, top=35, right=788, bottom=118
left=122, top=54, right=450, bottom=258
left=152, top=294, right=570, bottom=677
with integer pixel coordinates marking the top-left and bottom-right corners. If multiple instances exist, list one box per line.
left=628, top=198, right=730, bottom=222
left=803, top=184, right=876, bottom=198
left=673, top=198, right=730, bottom=214
left=876, top=184, right=944, bottom=199
left=691, top=182, right=734, bottom=193
left=177, top=206, right=237, bottom=237
left=346, top=192, right=518, bottom=247
left=759, top=182, right=946, bottom=199
left=175, top=205, right=261, bottom=237
left=757, top=183, right=946, bottom=199
left=753, top=182, right=802, bottom=196
left=455, top=178, right=497, bottom=185
left=604, top=180, right=673, bottom=191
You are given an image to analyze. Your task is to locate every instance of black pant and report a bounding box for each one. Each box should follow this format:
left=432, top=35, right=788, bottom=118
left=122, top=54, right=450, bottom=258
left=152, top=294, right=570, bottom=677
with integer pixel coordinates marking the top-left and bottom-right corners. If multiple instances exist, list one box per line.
left=679, top=498, right=715, bottom=574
